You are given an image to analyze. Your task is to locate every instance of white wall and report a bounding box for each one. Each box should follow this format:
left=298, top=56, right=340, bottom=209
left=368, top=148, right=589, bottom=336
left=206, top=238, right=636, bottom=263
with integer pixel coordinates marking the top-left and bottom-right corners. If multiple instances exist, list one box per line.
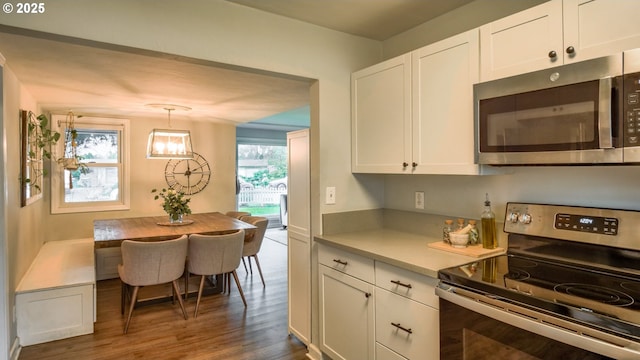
left=384, top=166, right=640, bottom=222
left=2, top=63, right=46, bottom=355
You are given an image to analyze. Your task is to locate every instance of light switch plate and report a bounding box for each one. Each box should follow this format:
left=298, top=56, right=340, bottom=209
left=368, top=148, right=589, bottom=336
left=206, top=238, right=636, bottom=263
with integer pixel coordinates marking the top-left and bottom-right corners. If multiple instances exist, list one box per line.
left=326, top=187, right=336, bottom=205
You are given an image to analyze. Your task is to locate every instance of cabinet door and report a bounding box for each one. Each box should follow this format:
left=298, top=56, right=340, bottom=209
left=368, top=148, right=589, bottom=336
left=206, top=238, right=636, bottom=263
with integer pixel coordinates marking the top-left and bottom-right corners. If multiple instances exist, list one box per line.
left=319, top=265, right=375, bottom=360
left=480, top=0, right=563, bottom=81
left=352, top=54, right=412, bottom=173
left=563, top=0, right=640, bottom=64
left=411, top=29, right=480, bottom=175
left=287, top=130, right=311, bottom=344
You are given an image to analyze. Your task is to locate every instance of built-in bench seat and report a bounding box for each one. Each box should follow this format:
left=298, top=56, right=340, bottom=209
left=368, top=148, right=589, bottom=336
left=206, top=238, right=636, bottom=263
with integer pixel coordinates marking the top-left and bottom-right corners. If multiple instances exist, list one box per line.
left=16, top=238, right=96, bottom=346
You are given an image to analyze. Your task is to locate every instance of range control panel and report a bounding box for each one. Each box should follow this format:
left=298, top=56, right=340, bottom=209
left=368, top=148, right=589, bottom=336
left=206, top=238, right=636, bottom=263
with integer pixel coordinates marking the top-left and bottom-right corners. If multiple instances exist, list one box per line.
left=554, top=213, right=619, bottom=235
left=503, top=203, right=640, bottom=251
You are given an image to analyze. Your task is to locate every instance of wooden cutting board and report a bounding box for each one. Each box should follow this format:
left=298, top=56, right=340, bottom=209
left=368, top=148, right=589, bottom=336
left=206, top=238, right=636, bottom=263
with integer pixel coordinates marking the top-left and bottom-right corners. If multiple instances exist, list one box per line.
left=428, top=241, right=505, bottom=258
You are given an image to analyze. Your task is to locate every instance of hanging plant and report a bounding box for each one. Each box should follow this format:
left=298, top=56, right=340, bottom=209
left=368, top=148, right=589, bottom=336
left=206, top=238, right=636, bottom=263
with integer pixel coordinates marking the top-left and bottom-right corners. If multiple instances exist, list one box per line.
left=57, top=111, right=88, bottom=175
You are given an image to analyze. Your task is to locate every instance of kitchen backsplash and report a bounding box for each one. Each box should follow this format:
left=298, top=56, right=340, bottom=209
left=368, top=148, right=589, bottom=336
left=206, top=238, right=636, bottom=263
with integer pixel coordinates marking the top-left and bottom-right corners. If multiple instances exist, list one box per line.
left=322, top=208, right=507, bottom=248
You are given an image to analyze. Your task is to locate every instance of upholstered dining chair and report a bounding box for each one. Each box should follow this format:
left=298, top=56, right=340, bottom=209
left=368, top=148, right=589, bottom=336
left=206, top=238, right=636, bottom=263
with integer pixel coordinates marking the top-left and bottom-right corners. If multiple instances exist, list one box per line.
left=225, top=211, right=251, bottom=219
left=118, top=235, right=188, bottom=334
left=187, top=230, right=247, bottom=317
left=239, top=216, right=269, bottom=287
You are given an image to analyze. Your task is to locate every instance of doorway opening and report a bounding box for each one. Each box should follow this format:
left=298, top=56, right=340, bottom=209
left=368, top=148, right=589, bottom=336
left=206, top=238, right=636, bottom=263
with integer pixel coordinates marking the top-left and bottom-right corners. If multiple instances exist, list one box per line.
left=234, top=105, right=310, bottom=231
left=236, top=143, right=287, bottom=228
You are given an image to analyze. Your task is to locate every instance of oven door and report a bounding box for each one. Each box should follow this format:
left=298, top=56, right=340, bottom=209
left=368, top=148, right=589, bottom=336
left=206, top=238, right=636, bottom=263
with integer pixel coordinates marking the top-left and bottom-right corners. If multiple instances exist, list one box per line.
left=436, top=285, right=640, bottom=360
left=475, top=53, right=623, bottom=165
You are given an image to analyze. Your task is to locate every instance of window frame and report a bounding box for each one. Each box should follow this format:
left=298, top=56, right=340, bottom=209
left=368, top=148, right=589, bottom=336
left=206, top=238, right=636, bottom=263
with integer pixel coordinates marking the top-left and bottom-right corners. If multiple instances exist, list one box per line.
left=50, top=115, right=130, bottom=214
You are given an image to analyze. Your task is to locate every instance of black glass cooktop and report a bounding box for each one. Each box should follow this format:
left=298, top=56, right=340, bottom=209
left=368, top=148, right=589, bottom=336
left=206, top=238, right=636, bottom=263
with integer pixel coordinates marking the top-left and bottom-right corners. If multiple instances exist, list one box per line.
left=438, top=235, right=640, bottom=341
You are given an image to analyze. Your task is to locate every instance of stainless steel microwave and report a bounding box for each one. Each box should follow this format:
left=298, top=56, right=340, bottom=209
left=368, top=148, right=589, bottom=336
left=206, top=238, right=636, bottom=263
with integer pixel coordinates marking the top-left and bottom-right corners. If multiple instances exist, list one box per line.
left=475, top=48, right=640, bottom=165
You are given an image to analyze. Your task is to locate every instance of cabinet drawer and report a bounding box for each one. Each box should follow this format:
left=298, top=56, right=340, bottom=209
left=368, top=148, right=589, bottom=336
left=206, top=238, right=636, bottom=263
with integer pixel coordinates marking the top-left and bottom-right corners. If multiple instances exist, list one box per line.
left=376, top=342, right=407, bottom=360
left=375, top=261, right=438, bottom=308
left=318, top=244, right=374, bottom=283
left=375, top=288, right=439, bottom=359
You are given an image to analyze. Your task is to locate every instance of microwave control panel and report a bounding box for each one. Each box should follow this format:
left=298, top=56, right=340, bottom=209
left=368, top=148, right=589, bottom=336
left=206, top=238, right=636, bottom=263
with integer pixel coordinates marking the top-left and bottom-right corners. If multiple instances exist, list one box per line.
left=624, top=73, right=640, bottom=147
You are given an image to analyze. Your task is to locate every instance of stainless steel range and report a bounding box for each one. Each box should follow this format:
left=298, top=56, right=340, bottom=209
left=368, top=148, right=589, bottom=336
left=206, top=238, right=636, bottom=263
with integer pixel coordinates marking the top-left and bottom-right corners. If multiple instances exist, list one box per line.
left=437, top=203, right=640, bottom=359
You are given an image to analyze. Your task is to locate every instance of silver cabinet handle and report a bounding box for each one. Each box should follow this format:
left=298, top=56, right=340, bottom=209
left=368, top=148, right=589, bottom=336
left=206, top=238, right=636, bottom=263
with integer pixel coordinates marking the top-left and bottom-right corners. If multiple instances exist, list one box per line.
left=391, top=322, right=413, bottom=334
left=390, top=280, right=412, bottom=289
left=332, top=259, right=348, bottom=266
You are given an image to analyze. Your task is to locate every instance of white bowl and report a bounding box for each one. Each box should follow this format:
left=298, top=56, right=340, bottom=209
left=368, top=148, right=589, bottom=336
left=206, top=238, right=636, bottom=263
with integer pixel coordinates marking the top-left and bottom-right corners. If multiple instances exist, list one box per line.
left=449, top=233, right=469, bottom=248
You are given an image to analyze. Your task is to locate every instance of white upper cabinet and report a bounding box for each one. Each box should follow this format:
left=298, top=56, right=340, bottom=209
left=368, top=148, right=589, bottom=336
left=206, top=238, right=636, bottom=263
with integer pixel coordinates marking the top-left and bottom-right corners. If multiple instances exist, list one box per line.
left=411, top=29, right=479, bottom=175
left=352, top=54, right=412, bottom=173
left=563, top=0, right=640, bottom=63
left=480, top=0, right=563, bottom=81
left=352, top=29, right=480, bottom=175
left=481, top=0, right=640, bottom=81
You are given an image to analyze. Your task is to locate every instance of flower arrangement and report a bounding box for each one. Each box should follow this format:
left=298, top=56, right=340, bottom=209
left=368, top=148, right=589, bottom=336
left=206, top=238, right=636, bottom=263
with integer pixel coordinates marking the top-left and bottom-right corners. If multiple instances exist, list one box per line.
left=151, top=188, right=192, bottom=222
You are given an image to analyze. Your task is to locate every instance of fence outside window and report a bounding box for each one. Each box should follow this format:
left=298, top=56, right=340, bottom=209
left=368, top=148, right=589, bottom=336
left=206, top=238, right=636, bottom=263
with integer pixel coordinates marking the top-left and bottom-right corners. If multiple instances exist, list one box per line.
left=238, top=187, right=286, bottom=206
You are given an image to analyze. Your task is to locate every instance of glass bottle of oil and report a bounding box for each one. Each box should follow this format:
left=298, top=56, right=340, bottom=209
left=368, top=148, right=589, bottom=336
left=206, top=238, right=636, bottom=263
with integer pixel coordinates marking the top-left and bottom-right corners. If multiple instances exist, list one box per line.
left=481, top=193, right=497, bottom=249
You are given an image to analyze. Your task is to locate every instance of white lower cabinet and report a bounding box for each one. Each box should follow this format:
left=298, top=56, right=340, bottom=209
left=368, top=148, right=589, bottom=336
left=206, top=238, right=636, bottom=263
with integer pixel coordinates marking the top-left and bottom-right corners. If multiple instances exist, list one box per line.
left=319, top=265, right=375, bottom=360
left=318, top=243, right=440, bottom=360
left=319, top=243, right=375, bottom=359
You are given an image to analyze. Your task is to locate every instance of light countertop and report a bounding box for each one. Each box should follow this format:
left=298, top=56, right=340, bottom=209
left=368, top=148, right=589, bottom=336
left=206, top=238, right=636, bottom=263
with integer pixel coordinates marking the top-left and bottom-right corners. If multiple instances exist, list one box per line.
left=315, top=229, right=484, bottom=278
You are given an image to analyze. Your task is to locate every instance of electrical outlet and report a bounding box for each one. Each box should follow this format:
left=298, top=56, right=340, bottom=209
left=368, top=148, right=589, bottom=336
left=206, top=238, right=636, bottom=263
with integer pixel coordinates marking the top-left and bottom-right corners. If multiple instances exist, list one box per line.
left=326, top=187, right=336, bottom=205
left=415, top=191, right=425, bottom=209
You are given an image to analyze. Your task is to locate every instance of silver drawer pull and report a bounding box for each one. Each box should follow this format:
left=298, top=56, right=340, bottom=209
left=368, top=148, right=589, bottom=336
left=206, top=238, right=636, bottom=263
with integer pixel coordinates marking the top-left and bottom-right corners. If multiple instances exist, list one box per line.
left=391, top=322, right=413, bottom=334
left=390, top=280, right=412, bottom=289
left=332, top=259, right=348, bottom=266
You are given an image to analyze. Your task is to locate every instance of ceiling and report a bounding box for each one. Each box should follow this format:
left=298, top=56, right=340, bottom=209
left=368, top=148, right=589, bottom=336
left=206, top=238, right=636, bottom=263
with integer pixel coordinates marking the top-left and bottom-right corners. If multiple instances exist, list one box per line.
left=227, top=0, right=475, bottom=41
left=0, top=0, right=475, bottom=128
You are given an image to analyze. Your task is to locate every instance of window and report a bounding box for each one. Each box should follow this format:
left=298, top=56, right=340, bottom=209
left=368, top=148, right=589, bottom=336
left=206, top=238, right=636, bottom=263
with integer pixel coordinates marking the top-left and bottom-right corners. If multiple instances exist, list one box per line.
left=51, top=116, right=130, bottom=214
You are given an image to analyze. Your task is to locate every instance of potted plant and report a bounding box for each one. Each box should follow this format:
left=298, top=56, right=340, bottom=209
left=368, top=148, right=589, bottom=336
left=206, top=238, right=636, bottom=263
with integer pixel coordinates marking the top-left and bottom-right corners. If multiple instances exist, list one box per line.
left=151, top=188, right=192, bottom=223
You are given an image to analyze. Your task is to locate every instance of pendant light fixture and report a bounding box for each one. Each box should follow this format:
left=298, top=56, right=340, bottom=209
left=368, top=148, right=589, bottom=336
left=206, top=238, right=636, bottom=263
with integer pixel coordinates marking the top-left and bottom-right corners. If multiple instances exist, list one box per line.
left=146, top=104, right=194, bottom=159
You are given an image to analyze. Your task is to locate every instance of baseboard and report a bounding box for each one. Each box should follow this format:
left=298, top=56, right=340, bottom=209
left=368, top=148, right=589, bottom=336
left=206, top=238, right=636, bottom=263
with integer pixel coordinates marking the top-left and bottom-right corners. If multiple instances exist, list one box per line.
left=306, top=343, right=322, bottom=360
left=10, top=337, right=21, bottom=360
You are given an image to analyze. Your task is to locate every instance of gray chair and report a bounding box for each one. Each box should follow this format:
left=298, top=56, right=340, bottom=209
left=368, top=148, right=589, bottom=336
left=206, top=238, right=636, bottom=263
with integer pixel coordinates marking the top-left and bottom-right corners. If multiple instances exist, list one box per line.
left=239, top=216, right=268, bottom=287
left=118, top=235, right=188, bottom=334
left=187, top=230, right=247, bottom=317
left=225, top=211, right=251, bottom=219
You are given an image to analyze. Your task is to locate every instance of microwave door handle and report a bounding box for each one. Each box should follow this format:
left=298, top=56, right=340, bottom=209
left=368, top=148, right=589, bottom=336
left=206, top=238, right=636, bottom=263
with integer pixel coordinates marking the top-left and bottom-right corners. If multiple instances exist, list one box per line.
left=598, top=77, right=614, bottom=149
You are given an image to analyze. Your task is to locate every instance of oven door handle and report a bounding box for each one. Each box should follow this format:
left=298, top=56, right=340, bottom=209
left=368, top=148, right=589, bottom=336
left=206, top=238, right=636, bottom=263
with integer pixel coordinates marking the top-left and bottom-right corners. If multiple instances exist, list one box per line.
left=598, top=76, right=614, bottom=149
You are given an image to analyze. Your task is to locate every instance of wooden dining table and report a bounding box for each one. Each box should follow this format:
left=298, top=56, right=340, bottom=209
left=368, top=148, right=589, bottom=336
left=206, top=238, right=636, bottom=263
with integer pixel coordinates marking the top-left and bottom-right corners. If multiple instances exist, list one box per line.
left=93, top=211, right=257, bottom=249
left=93, top=212, right=257, bottom=302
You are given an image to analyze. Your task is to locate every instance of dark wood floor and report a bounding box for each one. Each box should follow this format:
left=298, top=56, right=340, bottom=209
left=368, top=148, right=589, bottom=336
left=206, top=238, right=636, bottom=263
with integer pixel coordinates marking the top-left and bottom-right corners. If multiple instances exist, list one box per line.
left=18, top=238, right=308, bottom=360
